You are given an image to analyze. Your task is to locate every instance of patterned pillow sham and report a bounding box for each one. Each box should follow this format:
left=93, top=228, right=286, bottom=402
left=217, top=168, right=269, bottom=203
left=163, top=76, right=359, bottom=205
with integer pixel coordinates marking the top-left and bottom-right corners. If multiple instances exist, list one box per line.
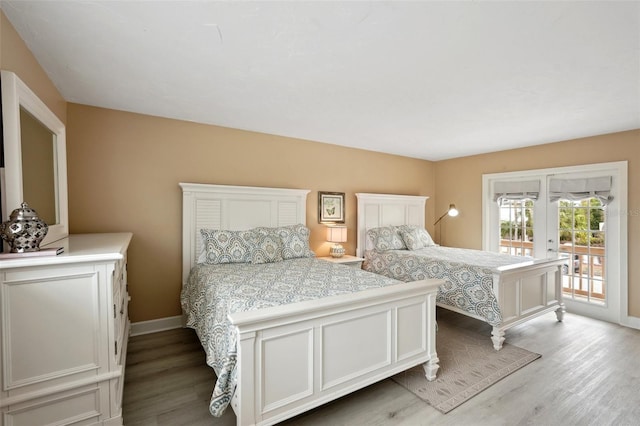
left=274, top=224, right=316, bottom=260
left=249, top=228, right=284, bottom=264
left=366, top=226, right=406, bottom=251
left=199, top=229, right=253, bottom=264
left=397, top=225, right=436, bottom=250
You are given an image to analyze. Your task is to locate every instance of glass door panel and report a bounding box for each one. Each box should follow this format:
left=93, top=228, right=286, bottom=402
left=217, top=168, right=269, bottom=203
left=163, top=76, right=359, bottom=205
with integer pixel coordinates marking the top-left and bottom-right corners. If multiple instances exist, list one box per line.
left=557, top=198, right=606, bottom=305
left=499, top=199, right=534, bottom=257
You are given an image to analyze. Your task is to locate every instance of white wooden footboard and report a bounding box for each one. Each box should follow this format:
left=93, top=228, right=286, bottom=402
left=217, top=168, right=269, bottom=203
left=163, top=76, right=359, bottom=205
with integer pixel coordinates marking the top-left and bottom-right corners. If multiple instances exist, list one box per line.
left=228, top=279, right=442, bottom=426
left=435, top=257, right=565, bottom=350
left=489, top=257, right=566, bottom=350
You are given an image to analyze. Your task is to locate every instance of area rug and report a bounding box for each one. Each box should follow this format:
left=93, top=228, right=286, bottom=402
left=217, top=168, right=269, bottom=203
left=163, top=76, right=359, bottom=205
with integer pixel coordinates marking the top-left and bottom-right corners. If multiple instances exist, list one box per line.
left=391, top=321, right=541, bottom=413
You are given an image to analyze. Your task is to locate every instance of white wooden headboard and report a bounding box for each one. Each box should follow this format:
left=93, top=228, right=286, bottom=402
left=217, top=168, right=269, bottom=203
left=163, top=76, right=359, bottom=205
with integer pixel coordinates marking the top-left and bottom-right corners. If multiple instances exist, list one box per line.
left=180, top=183, right=310, bottom=284
left=355, top=193, right=429, bottom=257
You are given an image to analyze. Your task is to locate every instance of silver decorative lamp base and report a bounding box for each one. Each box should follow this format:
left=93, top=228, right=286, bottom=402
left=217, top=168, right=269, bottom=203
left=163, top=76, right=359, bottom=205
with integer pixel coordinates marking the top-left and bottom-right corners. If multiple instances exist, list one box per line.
left=330, top=244, right=345, bottom=258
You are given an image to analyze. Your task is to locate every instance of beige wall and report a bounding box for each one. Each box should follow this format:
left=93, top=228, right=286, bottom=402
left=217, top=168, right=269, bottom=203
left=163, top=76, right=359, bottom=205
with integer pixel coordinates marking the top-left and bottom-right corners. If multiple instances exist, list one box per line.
left=434, top=129, right=640, bottom=316
left=66, top=104, right=436, bottom=322
left=0, top=12, right=66, bottom=124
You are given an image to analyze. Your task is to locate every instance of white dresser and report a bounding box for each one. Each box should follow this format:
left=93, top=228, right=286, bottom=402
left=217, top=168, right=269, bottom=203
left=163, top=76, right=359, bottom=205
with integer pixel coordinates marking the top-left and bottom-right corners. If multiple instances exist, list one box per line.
left=0, top=233, right=132, bottom=426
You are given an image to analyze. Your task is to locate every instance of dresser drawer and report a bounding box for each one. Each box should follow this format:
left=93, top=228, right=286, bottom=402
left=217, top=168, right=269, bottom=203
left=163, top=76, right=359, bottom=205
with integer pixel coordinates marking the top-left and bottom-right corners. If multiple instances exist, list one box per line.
left=111, top=323, right=129, bottom=418
left=113, top=290, right=129, bottom=360
left=121, top=253, right=128, bottom=295
left=3, top=383, right=109, bottom=426
left=112, top=255, right=129, bottom=362
left=112, top=257, right=126, bottom=298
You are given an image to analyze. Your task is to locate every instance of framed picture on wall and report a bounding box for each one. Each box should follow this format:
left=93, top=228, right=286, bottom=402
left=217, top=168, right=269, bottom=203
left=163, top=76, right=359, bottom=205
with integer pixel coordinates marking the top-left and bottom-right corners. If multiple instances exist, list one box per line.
left=318, top=191, right=345, bottom=223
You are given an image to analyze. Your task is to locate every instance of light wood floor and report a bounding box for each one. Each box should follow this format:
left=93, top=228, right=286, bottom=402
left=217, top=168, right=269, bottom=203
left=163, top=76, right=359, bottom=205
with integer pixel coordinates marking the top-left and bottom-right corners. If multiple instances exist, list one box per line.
left=123, top=309, right=640, bottom=425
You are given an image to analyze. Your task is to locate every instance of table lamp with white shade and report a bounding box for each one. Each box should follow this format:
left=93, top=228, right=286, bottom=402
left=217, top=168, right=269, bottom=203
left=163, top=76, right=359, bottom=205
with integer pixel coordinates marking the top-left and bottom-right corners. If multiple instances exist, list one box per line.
left=326, top=225, right=347, bottom=258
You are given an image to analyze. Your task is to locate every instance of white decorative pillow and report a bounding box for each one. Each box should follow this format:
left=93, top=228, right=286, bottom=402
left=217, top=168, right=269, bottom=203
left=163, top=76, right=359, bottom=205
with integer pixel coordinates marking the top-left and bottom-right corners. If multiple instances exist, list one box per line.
left=249, top=228, right=284, bottom=264
left=398, top=225, right=436, bottom=250
left=276, top=224, right=315, bottom=260
left=199, top=229, right=253, bottom=264
left=366, top=226, right=406, bottom=251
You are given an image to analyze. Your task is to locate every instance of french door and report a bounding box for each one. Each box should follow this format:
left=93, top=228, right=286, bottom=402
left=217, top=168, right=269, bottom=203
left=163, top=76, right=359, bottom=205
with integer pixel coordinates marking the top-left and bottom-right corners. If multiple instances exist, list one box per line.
left=484, top=162, right=627, bottom=323
left=544, top=172, right=621, bottom=323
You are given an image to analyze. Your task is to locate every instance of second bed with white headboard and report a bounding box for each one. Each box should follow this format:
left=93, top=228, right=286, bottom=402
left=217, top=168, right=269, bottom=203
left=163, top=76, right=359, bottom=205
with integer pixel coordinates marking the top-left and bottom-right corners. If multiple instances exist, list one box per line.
left=179, top=183, right=443, bottom=426
left=356, top=192, right=566, bottom=351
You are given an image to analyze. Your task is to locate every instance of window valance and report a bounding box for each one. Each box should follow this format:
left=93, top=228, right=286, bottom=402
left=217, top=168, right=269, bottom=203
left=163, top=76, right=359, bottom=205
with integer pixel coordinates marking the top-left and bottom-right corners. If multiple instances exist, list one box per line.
left=493, top=180, right=540, bottom=203
left=548, top=176, right=613, bottom=205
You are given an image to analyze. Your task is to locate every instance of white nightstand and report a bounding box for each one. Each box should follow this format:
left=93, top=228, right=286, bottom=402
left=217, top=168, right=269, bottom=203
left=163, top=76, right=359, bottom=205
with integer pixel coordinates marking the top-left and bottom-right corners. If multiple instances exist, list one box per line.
left=317, top=255, right=365, bottom=269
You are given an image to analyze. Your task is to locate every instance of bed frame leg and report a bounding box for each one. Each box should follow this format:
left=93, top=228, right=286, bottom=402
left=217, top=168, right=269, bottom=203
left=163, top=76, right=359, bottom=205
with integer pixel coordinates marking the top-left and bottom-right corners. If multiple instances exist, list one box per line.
left=491, top=327, right=505, bottom=351
left=423, top=356, right=440, bottom=381
left=555, top=303, right=566, bottom=322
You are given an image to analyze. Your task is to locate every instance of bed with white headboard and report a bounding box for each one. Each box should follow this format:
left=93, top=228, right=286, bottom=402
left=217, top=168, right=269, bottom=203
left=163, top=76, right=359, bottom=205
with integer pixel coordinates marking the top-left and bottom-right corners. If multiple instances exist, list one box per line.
left=180, top=183, right=442, bottom=426
left=356, top=192, right=566, bottom=351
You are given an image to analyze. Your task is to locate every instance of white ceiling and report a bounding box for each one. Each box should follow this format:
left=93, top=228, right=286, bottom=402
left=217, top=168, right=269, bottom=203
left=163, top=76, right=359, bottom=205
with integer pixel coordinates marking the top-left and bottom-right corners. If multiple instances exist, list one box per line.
left=2, top=1, right=639, bottom=161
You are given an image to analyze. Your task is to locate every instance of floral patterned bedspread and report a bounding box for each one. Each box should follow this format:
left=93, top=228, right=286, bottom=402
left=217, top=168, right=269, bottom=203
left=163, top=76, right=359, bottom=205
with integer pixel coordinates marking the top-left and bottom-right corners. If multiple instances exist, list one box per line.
left=181, top=257, right=401, bottom=417
left=363, top=247, right=531, bottom=327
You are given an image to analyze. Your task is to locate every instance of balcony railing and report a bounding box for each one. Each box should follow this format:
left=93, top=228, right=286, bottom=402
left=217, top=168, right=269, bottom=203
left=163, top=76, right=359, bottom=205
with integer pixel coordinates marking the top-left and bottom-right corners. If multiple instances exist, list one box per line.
left=499, top=239, right=605, bottom=301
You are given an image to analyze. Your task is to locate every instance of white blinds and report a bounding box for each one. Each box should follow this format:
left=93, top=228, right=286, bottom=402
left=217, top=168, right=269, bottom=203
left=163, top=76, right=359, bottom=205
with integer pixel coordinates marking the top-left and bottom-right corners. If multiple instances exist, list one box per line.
left=493, top=180, right=540, bottom=202
left=548, top=176, right=613, bottom=205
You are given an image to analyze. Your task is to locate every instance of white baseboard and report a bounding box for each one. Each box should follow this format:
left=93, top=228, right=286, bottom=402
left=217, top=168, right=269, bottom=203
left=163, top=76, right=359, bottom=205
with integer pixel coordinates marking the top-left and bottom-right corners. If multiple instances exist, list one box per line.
left=621, top=314, right=640, bottom=330
left=130, top=315, right=184, bottom=336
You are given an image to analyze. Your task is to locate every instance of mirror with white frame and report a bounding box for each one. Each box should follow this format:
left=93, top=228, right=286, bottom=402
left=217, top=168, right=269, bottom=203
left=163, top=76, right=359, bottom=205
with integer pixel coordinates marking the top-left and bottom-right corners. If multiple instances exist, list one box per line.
left=1, top=70, right=68, bottom=246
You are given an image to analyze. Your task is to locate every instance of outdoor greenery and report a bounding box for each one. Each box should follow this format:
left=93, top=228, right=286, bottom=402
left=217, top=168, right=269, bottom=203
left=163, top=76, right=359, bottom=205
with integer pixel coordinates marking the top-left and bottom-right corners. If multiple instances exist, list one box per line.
left=500, top=198, right=605, bottom=247
left=558, top=199, right=605, bottom=246
left=500, top=200, right=534, bottom=241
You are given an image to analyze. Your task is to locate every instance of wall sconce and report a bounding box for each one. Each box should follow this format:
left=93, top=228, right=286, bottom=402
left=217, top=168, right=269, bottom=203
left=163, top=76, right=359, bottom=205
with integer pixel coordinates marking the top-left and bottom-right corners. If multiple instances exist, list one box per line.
left=434, top=204, right=459, bottom=226
left=326, top=225, right=347, bottom=258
